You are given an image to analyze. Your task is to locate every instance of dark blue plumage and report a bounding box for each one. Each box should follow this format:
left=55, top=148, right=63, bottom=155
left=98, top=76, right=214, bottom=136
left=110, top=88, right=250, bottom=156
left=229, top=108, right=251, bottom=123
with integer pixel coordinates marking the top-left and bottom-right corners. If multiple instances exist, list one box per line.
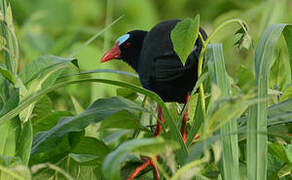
left=101, top=19, right=207, bottom=103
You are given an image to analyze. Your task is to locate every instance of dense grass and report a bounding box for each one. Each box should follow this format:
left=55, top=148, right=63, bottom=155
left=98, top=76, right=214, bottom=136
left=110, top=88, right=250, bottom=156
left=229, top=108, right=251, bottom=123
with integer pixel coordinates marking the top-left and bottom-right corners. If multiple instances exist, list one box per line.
left=0, top=0, right=292, bottom=179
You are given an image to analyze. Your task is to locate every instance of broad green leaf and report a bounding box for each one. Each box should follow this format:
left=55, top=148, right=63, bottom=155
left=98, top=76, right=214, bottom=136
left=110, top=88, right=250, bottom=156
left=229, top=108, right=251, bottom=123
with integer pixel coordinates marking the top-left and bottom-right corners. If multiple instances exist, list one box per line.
left=31, top=96, right=146, bottom=157
left=268, top=99, right=292, bottom=125
left=29, top=133, right=73, bottom=165
left=16, top=121, right=32, bottom=165
left=102, top=137, right=178, bottom=180
left=171, top=16, right=199, bottom=65
left=207, top=44, right=239, bottom=180
left=247, top=24, right=292, bottom=180
left=267, top=153, right=283, bottom=179
left=0, top=89, right=19, bottom=159
left=19, top=55, right=78, bottom=123
left=268, top=143, right=289, bottom=163
left=235, top=65, right=255, bottom=92
left=69, top=136, right=110, bottom=165
left=33, top=111, right=73, bottom=135
left=0, top=65, right=15, bottom=84
left=284, top=145, right=292, bottom=164
left=100, top=110, right=146, bottom=130
left=116, top=88, right=138, bottom=101
left=31, top=95, right=53, bottom=123
left=19, top=55, right=78, bottom=85
left=0, top=77, right=188, bottom=165
left=71, top=136, right=109, bottom=158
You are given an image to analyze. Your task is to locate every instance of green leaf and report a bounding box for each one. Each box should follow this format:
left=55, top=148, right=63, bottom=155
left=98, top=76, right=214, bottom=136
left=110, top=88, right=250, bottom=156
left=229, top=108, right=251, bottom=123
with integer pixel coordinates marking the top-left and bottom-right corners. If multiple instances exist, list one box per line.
left=0, top=11, right=3, bottom=21
left=234, top=24, right=253, bottom=50
left=171, top=16, right=199, bottom=65
left=31, top=95, right=53, bottom=123
left=116, top=88, right=138, bottom=101
left=268, top=143, right=289, bottom=163
left=235, top=65, right=255, bottom=92
left=102, top=137, right=179, bottom=180
left=70, top=96, right=84, bottom=114
left=31, top=96, right=146, bottom=157
left=0, top=65, right=15, bottom=84
left=0, top=35, right=6, bottom=50
left=33, top=111, right=73, bottom=135
left=5, top=4, right=14, bottom=32
left=247, top=24, right=292, bottom=180
left=19, top=55, right=78, bottom=85
left=284, top=144, right=292, bottom=164
left=18, top=55, right=78, bottom=123
left=16, top=121, right=32, bottom=165
left=100, top=110, right=145, bottom=130
left=207, top=44, right=239, bottom=180
left=0, top=77, right=188, bottom=165
left=0, top=89, right=19, bottom=158
left=0, top=164, right=31, bottom=180
left=69, top=136, right=110, bottom=164
left=280, top=85, right=292, bottom=102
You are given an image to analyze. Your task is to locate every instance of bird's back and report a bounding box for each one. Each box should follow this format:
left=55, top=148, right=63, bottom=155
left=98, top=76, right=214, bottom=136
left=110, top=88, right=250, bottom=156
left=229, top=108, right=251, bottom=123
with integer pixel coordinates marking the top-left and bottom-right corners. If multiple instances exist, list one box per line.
left=138, top=20, right=207, bottom=102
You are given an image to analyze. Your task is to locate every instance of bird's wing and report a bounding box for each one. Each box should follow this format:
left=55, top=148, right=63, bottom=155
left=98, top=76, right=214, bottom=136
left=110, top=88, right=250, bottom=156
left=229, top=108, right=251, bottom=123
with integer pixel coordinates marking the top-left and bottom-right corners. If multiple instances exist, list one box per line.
left=154, top=53, right=186, bottom=81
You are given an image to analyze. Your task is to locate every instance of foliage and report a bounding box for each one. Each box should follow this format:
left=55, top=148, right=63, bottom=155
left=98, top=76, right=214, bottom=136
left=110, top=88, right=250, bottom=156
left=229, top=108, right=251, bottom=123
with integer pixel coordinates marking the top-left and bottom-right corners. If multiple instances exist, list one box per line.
left=0, top=0, right=292, bottom=180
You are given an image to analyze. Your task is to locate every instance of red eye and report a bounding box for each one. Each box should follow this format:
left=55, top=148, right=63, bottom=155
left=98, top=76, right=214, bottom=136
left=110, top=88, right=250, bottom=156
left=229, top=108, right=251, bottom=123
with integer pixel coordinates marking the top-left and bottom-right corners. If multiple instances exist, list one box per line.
left=124, top=42, right=131, bottom=48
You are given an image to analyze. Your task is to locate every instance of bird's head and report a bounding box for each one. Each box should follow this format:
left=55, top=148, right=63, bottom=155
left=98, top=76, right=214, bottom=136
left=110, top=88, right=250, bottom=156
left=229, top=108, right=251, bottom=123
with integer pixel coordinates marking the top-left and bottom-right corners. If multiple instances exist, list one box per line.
left=100, top=30, right=147, bottom=70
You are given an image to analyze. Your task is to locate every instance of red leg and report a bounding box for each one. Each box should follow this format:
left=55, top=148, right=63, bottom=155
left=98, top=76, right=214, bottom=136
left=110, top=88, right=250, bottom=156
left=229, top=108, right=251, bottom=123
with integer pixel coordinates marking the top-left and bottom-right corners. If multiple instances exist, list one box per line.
left=181, top=95, right=190, bottom=143
left=127, top=105, right=164, bottom=180
left=154, top=104, right=165, bottom=136
left=126, top=159, right=151, bottom=180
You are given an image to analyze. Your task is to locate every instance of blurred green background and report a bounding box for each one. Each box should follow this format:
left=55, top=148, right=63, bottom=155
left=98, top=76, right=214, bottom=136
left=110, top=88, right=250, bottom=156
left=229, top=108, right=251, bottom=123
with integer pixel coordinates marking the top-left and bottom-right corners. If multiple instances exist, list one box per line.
left=9, top=0, right=292, bottom=111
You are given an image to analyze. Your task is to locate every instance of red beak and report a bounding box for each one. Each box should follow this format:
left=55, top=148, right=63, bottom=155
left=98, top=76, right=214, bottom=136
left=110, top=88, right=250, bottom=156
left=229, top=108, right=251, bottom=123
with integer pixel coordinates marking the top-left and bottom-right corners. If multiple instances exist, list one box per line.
left=100, top=43, right=121, bottom=63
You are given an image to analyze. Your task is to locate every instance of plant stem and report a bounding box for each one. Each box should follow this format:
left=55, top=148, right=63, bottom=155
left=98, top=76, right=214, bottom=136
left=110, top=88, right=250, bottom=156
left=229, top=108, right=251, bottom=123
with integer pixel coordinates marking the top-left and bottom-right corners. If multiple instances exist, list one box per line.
left=205, top=18, right=248, bottom=45
left=196, top=18, right=249, bottom=126
left=197, top=32, right=207, bottom=119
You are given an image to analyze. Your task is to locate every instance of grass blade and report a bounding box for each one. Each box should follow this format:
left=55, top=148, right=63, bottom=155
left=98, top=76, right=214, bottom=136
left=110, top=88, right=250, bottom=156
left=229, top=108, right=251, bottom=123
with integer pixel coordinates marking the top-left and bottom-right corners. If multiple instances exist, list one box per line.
left=247, top=24, right=292, bottom=180
left=207, top=44, right=239, bottom=180
left=70, top=15, right=124, bottom=58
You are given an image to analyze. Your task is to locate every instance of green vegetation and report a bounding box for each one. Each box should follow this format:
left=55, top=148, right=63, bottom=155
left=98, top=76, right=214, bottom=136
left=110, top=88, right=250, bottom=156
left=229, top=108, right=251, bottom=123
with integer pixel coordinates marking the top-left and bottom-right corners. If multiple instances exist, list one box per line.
left=0, top=0, right=292, bottom=179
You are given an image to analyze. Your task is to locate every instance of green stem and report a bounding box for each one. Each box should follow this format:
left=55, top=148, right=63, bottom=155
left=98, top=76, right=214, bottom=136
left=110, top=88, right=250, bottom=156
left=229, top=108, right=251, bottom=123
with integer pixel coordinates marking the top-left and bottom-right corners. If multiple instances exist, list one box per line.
left=2, top=46, right=14, bottom=59
left=196, top=18, right=249, bottom=127
left=205, top=18, right=248, bottom=45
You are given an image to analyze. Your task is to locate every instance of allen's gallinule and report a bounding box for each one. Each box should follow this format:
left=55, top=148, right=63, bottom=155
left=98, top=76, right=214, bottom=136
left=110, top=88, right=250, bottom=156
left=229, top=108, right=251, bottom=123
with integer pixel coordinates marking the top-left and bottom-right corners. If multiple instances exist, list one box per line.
left=101, top=19, right=207, bottom=180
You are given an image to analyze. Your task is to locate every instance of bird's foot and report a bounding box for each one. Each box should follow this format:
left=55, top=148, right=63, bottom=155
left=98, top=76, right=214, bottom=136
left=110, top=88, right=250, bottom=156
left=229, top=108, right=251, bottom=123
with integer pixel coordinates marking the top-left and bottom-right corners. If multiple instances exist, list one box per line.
left=127, top=157, right=159, bottom=180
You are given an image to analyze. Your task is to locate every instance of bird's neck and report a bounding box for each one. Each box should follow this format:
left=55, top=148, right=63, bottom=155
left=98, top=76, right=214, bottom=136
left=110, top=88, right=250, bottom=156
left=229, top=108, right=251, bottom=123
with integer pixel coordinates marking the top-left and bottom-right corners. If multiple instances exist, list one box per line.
left=124, top=56, right=140, bottom=72
left=122, top=30, right=148, bottom=73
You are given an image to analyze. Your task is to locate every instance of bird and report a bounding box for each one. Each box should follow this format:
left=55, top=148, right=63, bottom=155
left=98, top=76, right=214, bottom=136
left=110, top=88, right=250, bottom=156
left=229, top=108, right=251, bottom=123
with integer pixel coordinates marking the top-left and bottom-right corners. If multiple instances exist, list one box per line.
left=100, top=19, right=207, bottom=180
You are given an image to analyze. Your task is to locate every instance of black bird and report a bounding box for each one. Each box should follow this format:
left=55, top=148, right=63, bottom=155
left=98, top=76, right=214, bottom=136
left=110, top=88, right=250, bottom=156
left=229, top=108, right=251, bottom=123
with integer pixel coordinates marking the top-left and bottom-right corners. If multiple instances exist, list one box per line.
left=101, top=19, right=207, bottom=180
